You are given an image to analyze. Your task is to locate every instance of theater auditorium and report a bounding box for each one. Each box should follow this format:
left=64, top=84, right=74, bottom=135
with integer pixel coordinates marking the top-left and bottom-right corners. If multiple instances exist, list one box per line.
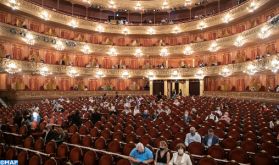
left=0, top=0, right=278, bottom=164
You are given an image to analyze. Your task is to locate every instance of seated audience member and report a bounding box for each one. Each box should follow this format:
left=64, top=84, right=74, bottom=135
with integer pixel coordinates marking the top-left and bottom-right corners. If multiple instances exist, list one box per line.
left=90, top=110, right=101, bottom=124
left=169, top=143, right=192, bottom=165
left=14, top=111, right=23, bottom=127
left=157, top=92, right=163, bottom=101
left=184, top=110, right=192, bottom=124
left=65, top=98, right=70, bottom=104
left=261, top=104, right=270, bottom=112
left=143, top=109, right=149, bottom=119
left=88, top=105, right=94, bottom=112
left=52, top=102, right=64, bottom=112
left=215, top=107, right=222, bottom=116
left=129, top=143, right=154, bottom=165
left=164, top=106, right=171, bottom=115
left=203, top=129, right=219, bottom=147
left=58, top=96, right=64, bottom=102
left=82, top=105, right=87, bottom=111
left=133, top=105, right=140, bottom=116
left=154, top=141, right=171, bottom=165
left=191, top=107, right=197, bottom=115
left=205, top=111, right=219, bottom=122
left=173, top=99, right=180, bottom=106
left=123, top=107, right=131, bottom=115
left=109, top=104, right=117, bottom=115
left=220, top=112, right=231, bottom=124
left=89, top=96, right=94, bottom=103
left=68, top=110, right=82, bottom=127
left=44, top=125, right=59, bottom=144
left=157, top=105, right=164, bottom=115
left=269, top=117, right=279, bottom=129
left=185, top=127, right=201, bottom=147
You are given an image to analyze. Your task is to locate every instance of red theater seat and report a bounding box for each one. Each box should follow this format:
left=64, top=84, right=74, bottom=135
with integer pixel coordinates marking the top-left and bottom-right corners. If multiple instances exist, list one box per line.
left=83, top=151, right=97, bottom=165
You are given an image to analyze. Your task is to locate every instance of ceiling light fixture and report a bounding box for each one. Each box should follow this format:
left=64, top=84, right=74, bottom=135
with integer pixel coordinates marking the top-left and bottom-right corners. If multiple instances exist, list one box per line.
left=208, top=41, right=219, bottom=52
left=23, top=33, right=35, bottom=45
left=39, top=10, right=50, bottom=21
left=160, top=48, right=169, bottom=57
left=234, top=36, right=245, bottom=47
left=107, top=47, right=118, bottom=56
left=81, top=45, right=92, bottom=54
left=134, top=48, right=143, bottom=58
left=54, top=40, right=65, bottom=51
left=68, top=19, right=79, bottom=28
left=219, top=67, right=232, bottom=77
left=184, top=46, right=193, bottom=55
left=223, top=13, right=233, bottom=23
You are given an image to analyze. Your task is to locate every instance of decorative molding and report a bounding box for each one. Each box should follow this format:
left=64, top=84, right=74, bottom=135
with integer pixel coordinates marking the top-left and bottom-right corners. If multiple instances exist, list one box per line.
left=0, top=0, right=271, bottom=35
left=204, top=91, right=279, bottom=102
left=0, top=20, right=278, bottom=56
left=1, top=54, right=278, bottom=79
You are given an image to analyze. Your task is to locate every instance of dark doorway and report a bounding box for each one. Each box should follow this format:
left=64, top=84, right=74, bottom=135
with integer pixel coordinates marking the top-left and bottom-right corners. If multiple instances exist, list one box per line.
left=189, top=79, right=200, bottom=96
left=153, top=80, right=164, bottom=96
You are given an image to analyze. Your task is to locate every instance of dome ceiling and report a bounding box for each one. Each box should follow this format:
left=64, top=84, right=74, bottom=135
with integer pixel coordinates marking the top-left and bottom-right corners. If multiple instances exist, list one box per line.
left=66, top=0, right=218, bottom=11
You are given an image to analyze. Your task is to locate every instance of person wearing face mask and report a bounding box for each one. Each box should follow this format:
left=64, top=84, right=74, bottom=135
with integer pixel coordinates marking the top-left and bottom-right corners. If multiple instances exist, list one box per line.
left=129, top=142, right=154, bottom=165
left=220, top=112, right=230, bottom=124
left=154, top=141, right=170, bottom=165
left=202, top=129, right=219, bottom=148
left=185, top=127, right=201, bottom=147
left=184, top=110, right=192, bottom=124
left=169, top=143, right=192, bottom=165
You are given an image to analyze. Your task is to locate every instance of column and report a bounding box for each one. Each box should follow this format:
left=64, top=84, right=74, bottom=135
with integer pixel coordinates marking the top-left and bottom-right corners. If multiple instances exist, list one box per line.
left=149, top=80, right=153, bottom=95
left=185, top=80, right=189, bottom=96
left=171, top=81, right=175, bottom=91
left=200, top=79, right=204, bottom=96
left=164, top=80, right=168, bottom=96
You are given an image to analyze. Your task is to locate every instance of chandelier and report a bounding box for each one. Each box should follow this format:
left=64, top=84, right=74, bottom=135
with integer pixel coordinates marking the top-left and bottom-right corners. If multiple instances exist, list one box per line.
left=172, top=26, right=181, bottom=34
left=258, top=26, right=271, bottom=39
left=39, top=10, right=50, bottom=20
left=195, top=69, right=205, bottom=79
left=223, top=13, right=233, bottom=23
left=107, top=47, right=118, bottom=56
left=171, top=70, right=179, bottom=78
left=5, top=61, right=21, bottom=74
left=247, top=1, right=258, bottom=13
left=67, top=67, right=79, bottom=77
left=162, top=0, right=169, bottom=9
left=135, top=2, right=143, bottom=10
left=134, top=48, right=143, bottom=58
left=96, top=25, right=104, bottom=33
left=23, top=33, right=35, bottom=45
left=8, top=0, right=20, bottom=10
left=184, top=46, right=193, bottom=55
left=160, top=48, right=169, bottom=57
left=219, top=67, right=232, bottom=77
left=147, top=28, right=155, bottom=35
left=234, top=36, right=245, bottom=47
left=245, top=64, right=258, bottom=75
left=270, top=59, right=279, bottom=73
left=184, top=0, right=192, bottom=6
left=81, top=45, right=92, bottom=54
left=122, top=71, right=130, bottom=79
left=96, top=70, right=105, bottom=78
left=39, top=66, right=52, bottom=76
left=208, top=42, right=219, bottom=52
left=68, top=19, right=78, bottom=28
left=147, top=72, right=154, bottom=80
left=122, top=28, right=129, bottom=35
left=198, top=21, right=207, bottom=30
left=54, top=40, right=65, bottom=51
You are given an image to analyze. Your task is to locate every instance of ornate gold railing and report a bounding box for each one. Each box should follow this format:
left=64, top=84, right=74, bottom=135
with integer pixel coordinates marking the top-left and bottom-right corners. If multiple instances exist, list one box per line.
left=0, top=90, right=150, bottom=101
left=204, top=91, right=279, bottom=102
left=0, top=0, right=272, bottom=35
left=0, top=20, right=278, bottom=56
left=1, top=54, right=278, bottom=79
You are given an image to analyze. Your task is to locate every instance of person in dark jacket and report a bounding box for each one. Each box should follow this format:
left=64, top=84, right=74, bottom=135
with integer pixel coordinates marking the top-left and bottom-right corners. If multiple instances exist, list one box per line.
left=202, top=129, right=219, bottom=147
left=69, top=110, right=82, bottom=127
left=90, top=110, right=101, bottom=124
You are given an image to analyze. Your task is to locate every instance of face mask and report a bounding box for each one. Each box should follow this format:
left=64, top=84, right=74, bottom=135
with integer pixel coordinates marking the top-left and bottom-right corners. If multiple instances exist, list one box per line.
left=178, top=149, right=184, bottom=155
left=160, top=147, right=165, bottom=150
left=190, top=132, right=195, bottom=136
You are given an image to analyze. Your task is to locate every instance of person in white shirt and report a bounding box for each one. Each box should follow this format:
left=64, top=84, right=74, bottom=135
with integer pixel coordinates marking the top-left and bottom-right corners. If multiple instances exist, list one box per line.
left=82, top=105, right=87, bottom=111
left=123, top=107, right=131, bottom=115
left=89, top=97, right=94, bottom=103
left=157, top=105, right=164, bottom=115
left=205, top=112, right=219, bottom=122
left=269, top=118, right=279, bottom=129
left=65, top=98, right=70, bottom=104
left=88, top=105, right=94, bottom=112
left=173, top=99, right=180, bottom=106
left=58, top=96, right=64, bottom=102
left=215, top=107, right=222, bottom=116
left=133, top=105, right=140, bottom=116
left=164, top=106, right=171, bottom=115
left=185, top=127, right=201, bottom=147
left=169, top=143, right=192, bottom=165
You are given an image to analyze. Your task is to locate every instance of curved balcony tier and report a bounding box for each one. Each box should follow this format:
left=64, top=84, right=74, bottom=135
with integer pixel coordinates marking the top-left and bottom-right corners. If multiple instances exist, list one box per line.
left=0, top=20, right=278, bottom=57
left=1, top=53, right=278, bottom=79
left=0, top=0, right=273, bottom=34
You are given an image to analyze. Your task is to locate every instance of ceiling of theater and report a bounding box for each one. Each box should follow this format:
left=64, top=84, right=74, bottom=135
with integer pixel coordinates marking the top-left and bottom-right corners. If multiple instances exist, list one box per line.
left=66, top=0, right=217, bottom=11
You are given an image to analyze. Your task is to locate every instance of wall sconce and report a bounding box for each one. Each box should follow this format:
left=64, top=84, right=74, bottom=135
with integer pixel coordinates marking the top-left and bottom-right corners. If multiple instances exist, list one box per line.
left=195, top=69, right=205, bottom=79
left=68, top=19, right=79, bottom=28
left=122, top=71, right=130, bottom=79
left=81, top=45, right=92, bottom=54
left=134, top=48, right=143, bottom=58
left=160, top=48, right=169, bottom=57
left=39, top=10, right=50, bottom=21
left=107, top=47, right=118, bottom=56
left=184, top=46, right=193, bottom=55
left=96, top=70, right=105, bottom=78
left=23, top=33, right=35, bottom=45
left=219, top=67, right=232, bottom=77
left=39, top=66, right=52, bottom=76
left=67, top=67, right=79, bottom=77
left=5, top=61, right=21, bottom=74
left=54, top=40, right=65, bottom=51
left=234, top=36, right=245, bottom=47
